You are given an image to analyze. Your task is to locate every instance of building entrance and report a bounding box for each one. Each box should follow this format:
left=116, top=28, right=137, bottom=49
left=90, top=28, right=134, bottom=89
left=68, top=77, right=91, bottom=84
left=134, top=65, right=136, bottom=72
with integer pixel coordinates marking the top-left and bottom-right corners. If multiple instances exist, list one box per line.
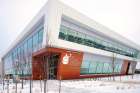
left=32, top=47, right=83, bottom=80
left=48, top=54, right=59, bottom=79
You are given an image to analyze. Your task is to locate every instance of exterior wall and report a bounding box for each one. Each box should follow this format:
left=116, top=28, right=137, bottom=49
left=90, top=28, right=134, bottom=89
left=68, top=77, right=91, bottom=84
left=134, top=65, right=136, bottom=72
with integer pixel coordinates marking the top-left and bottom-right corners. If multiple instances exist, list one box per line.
left=128, top=61, right=137, bottom=74
left=121, top=60, right=130, bottom=74
left=57, top=50, right=83, bottom=79
left=32, top=57, right=44, bottom=80
left=32, top=47, right=132, bottom=80
left=121, top=60, right=137, bottom=75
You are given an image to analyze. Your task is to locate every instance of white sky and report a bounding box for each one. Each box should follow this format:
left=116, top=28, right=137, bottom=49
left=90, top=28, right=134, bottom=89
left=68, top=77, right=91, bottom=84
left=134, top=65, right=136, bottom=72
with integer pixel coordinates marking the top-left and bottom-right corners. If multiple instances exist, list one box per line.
left=0, top=0, right=140, bottom=58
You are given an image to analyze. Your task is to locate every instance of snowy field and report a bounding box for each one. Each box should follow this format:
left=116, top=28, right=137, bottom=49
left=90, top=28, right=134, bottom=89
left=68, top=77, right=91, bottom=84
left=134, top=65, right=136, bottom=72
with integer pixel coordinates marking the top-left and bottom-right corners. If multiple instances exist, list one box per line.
left=0, top=74, right=140, bottom=93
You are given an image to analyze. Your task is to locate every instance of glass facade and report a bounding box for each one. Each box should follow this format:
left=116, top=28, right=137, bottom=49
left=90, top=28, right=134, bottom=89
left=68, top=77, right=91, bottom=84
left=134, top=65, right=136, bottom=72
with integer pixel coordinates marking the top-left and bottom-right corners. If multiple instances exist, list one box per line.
left=59, top=18, right=136, bottom=75
left=80, top=54, right=123, bottom=75
left=3, top=23, right=44, bottom=76
left=80, top=60, right=122, bottom=74
left=59, top=25, right=138, bottom=58
left=4, top=54, right=13, bottom=75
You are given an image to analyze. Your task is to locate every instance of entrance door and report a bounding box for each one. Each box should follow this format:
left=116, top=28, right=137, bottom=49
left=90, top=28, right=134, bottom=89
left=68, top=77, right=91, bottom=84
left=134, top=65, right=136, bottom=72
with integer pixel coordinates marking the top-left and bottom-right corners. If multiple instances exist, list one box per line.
left=48, top=54, right=59, bottom=79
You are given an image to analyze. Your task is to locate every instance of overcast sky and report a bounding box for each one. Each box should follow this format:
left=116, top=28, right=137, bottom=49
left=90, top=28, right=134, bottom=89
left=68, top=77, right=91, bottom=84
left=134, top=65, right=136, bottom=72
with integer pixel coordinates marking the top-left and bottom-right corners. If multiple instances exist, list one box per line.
left=0, top=0, right=140, bottom=58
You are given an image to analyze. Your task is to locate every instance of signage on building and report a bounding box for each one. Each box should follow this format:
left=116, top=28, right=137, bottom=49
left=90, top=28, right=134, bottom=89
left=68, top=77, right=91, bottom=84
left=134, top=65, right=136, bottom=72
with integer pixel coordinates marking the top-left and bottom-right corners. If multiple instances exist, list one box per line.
left=62, top=54, right=70, bottom=64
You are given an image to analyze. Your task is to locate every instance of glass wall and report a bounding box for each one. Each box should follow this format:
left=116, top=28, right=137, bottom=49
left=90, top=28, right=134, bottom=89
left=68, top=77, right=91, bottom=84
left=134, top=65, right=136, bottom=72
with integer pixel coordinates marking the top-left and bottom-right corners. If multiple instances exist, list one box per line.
left=4, top=54, right=13, bottom=75
left=80, top=54, right=123, bottom=75
left=59, top=24, right=138, bottom=58
left=80, top=61, right=122, bottom=74
left=3, top=22, right=44, bottom=76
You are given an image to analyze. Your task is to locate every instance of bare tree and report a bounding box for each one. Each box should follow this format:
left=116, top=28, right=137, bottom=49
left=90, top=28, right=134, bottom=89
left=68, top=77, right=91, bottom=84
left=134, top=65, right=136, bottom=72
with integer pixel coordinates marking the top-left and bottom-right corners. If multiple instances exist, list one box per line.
left=44, top=56, right=47, bottom=93
left=40, top=75, right=42, bottom=92
left=27, top=51, right=32, bottom=93
left=12, top=55, right=20, bottom=93
left=112, top=53, right=116, bottom=81
left=39, top=57, right=44, bottom=92
left=20, top=49, right=28, bottom=89
left=42, top=27, right=52, bottom=93
left=43, top=55, right=49, bottom=93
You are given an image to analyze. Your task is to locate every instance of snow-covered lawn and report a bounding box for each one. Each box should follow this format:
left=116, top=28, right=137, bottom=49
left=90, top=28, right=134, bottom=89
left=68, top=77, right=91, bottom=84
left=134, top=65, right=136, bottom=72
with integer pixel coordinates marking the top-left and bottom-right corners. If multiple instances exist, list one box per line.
left=0, top=74, right=140, bottom=93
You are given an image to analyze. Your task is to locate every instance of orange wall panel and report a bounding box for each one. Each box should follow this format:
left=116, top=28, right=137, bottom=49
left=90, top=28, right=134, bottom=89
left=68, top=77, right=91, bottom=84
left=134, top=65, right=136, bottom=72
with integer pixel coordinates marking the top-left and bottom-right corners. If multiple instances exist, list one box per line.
left=57, top=51, right=83, bottom=80
left=121, top=60, right=129, bottom=75
left=32, top=57, right=45, bottom=80
left=32, top=47, right=83, bottom=80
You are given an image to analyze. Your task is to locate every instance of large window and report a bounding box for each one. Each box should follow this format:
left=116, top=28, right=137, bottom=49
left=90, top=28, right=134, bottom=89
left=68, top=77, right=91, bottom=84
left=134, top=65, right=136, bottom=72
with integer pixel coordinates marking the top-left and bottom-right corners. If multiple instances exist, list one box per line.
left=80, top=54, right=123, bottom=75
left=59, top=25, right=138, bottom=58
left=80, top=60, right=122, bottom=75
left=33, top=32, right=38, bottom=52
left=27, top=37, right=33, bottom=53
left=4, top=54, right=13, bottom=75
left=3, top=23, right=44, bottom=75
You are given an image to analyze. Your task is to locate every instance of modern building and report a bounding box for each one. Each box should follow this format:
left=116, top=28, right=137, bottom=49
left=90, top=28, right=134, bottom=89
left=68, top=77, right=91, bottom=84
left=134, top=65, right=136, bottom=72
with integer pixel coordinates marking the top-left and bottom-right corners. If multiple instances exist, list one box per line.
left=2, top=0, right=140, bottom=80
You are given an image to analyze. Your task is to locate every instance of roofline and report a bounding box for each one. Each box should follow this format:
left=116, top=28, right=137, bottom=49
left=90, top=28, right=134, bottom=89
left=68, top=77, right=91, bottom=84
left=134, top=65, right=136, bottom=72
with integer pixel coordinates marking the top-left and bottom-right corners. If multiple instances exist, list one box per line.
left=2, top=0, right=140, bottom=58
left=59, top=1, right=140, bottom=51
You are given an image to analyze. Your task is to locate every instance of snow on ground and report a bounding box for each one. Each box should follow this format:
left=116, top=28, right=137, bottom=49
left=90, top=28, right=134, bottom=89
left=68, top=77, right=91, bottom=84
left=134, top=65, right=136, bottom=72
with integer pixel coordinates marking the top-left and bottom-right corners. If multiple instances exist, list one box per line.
left=0, top=74, right=140, bottom=93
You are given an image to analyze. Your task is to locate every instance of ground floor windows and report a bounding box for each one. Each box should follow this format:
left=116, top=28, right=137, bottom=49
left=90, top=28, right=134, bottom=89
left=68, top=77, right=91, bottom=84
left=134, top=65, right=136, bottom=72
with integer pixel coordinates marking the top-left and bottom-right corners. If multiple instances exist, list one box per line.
left=80, top=54, right=123, bottom=75
left=3, top=22, right=44, bottom=76
left=80, top=60, right=122, bottom=75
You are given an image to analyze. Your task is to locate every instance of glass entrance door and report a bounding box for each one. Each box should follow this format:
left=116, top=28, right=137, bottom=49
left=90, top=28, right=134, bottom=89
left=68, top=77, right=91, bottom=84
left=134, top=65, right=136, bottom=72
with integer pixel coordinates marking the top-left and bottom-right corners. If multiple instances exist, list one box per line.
left=48, top=54, right=59, bottom=79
